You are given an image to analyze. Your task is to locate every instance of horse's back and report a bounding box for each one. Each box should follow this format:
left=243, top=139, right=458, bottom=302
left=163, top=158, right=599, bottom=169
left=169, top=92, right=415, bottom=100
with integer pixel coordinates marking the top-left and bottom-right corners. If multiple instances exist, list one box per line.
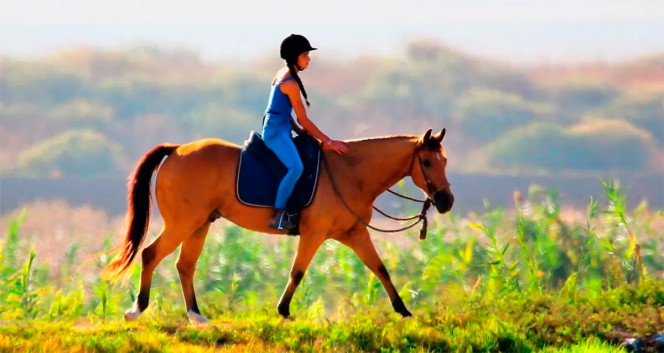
left=175, top=138, right=240, bottom=157
left=156, top=138, right=241, bottom=210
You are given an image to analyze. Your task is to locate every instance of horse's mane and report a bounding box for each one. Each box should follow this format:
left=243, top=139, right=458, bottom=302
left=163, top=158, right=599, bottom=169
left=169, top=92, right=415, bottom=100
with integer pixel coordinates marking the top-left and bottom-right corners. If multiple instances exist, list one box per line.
left=334, top=135, right=419, bottom=165
left=344, top=134, right=415, bottom=145
left=344, top=134, right=443, bottom=152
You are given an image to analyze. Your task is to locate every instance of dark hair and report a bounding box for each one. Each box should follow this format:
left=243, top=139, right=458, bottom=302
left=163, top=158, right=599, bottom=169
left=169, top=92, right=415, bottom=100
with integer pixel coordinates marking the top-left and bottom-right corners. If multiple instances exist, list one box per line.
left=286, top=60, right=310, bottom=107
left=280, top=34, right=317, bottom=107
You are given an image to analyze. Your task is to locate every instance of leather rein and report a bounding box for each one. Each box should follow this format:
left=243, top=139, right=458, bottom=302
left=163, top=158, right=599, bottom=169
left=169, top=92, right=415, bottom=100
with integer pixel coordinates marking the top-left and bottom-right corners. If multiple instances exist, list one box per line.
left=321, top=150, right=449, bottom=240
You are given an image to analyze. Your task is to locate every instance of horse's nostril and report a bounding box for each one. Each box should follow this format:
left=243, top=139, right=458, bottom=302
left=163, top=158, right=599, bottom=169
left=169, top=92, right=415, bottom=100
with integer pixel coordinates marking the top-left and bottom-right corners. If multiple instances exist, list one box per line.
left=434, top=192, right=454, bottom=212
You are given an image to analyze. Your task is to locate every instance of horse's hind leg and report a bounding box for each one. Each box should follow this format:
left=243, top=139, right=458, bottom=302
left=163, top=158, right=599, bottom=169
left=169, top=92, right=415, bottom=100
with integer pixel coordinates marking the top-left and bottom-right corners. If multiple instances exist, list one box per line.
left=176, top=222, right=211, bottom=324
left=337, top=228, right=412, bottom=317
left=124, top=225, right=188, bottom=321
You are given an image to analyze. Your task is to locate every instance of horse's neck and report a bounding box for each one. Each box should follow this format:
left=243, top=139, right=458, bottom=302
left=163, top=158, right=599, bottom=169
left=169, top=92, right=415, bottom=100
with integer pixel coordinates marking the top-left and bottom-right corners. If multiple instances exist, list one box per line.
left=337, top=136, right=417, bottom=200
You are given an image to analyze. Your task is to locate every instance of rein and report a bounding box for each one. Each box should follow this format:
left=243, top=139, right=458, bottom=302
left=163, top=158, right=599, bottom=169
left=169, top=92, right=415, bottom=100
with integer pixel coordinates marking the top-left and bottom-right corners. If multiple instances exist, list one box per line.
left=321, top=152, right=433, bottom=240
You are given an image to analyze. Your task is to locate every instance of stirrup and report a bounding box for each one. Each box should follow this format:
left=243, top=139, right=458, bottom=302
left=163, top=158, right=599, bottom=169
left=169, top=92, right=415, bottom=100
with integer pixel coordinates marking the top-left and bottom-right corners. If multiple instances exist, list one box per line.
left=269, top=210, right=296, bottom=231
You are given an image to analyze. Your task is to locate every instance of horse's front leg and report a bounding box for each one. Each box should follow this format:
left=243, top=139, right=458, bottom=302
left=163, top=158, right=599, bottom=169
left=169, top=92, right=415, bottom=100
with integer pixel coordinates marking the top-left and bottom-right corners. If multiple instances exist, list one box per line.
left=337, top=228, right=412, bottom=317
left=277, top=234, right=325, bottom=318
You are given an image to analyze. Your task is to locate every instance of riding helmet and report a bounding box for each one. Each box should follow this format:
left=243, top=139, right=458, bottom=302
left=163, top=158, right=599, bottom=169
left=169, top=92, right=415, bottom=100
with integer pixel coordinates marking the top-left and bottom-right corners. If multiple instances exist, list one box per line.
left=280, top=34, right=317, bottom=61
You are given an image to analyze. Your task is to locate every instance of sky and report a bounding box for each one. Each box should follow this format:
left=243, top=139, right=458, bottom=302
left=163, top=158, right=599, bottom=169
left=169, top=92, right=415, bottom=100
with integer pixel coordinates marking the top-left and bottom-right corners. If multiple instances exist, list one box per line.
left=1, top=0, right=664, bottom=64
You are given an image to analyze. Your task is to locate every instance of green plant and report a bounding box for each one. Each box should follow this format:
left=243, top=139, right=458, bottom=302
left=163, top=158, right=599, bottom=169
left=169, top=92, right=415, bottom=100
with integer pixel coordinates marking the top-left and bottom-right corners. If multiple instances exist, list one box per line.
left=601, top=178, right=645, bottom=283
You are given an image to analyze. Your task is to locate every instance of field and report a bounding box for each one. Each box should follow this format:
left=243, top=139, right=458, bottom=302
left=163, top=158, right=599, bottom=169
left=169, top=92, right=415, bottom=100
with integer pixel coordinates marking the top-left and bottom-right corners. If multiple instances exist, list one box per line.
left=0, top=180, right=662, bottom=352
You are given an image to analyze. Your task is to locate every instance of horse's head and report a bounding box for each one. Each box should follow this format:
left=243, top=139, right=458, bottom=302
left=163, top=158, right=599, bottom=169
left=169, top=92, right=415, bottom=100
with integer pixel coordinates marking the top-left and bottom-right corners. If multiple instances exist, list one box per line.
left=412, top=128, right=454, bottom=213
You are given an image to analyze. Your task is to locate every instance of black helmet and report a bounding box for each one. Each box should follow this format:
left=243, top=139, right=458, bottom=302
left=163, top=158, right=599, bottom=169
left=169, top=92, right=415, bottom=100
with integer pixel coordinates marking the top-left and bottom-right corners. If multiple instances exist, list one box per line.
left=280, top=34, right=317, bottom=61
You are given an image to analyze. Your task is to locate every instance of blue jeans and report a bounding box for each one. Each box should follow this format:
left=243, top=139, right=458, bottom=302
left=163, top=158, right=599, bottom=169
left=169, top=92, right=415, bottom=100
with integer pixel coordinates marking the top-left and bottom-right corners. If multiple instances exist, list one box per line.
left=262, top=118, right=304, bottom=210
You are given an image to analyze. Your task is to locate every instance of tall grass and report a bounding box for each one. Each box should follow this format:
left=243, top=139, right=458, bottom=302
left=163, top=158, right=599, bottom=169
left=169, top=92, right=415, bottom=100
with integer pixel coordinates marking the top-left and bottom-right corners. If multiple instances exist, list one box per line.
left=0, top=180, right=662, bottom=350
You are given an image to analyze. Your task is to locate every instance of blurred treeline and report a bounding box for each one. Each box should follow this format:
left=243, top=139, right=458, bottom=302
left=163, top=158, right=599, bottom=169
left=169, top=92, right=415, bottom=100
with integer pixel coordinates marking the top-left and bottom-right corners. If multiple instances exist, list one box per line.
left=1, top=40, right=662, bottom=178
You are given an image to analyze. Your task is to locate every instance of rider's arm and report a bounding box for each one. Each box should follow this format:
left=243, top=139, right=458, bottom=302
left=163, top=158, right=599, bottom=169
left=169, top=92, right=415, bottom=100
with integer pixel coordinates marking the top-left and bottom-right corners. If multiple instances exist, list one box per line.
left=290, top=116, right=304, bottom=135
left=281, top=80, right=349, bottom=154
left=281, top=81, right=329, bottom=143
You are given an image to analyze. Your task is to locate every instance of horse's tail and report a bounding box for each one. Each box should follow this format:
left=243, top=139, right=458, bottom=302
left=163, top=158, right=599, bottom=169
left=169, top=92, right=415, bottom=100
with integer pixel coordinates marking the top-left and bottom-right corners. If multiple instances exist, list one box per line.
left=103, top=144, right=179, bottom=279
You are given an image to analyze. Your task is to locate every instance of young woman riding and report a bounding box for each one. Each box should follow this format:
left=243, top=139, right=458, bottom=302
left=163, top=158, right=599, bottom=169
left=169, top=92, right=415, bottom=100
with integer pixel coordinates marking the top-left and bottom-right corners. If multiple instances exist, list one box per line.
left=262, top=34, right=349, bottom=230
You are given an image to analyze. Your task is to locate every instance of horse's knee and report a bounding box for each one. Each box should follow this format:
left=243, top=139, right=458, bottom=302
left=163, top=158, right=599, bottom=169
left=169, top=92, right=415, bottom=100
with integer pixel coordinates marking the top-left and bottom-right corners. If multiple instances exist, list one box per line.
left=176, top=259, right=194, bottom=277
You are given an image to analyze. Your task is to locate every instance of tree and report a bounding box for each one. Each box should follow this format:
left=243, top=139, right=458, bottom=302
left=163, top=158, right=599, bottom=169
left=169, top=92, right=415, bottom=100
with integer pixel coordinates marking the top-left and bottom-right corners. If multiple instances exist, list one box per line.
left=608, top=91, right=664, bottom=144
left=484, top=122, right=569, bottom=171
left=13, top=129, right=126, bottom=178
left=567, top=119, right=655, bottom=170
left=452, top=88, right=551, bottom=145
left=486, top=120, right=655, bottom=172
left=545, top=80, right=620, bottom=124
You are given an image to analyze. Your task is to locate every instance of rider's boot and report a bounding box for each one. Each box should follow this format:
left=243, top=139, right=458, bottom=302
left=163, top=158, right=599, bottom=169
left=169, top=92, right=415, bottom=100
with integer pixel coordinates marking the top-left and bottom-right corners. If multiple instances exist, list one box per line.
left=269, top=209, right=296, bottom=231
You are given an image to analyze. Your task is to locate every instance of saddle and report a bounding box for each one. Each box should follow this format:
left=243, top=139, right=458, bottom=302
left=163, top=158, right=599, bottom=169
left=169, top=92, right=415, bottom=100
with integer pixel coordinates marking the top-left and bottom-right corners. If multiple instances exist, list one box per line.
left=236, top=131, right=322, bottom=233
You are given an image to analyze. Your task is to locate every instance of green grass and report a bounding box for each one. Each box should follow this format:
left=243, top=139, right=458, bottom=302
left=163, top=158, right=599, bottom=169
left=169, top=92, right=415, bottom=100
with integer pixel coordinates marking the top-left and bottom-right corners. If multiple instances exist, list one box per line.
left=0, top=180, right=662, bottom=352
left=0, top=282, right=661, bottom=352
left=546, top=337, right=628, bottom=353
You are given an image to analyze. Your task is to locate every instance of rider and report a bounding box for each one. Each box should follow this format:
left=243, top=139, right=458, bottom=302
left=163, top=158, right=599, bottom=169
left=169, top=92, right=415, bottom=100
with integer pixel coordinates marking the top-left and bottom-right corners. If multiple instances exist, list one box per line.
left=263, top=34, right=349, bottom=230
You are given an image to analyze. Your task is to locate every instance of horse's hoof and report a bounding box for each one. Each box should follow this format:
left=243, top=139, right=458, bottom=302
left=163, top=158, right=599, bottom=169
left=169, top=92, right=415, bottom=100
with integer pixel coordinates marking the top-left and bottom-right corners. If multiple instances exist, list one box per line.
left=187, top=310, right=210, bottom=324
left=392, top=298, right=412, bottom=317
left=124, top=302, right=143, bottom=321
left=278, top=308, right=290, bottom=318
left=124, top=309, right=141, bottom=321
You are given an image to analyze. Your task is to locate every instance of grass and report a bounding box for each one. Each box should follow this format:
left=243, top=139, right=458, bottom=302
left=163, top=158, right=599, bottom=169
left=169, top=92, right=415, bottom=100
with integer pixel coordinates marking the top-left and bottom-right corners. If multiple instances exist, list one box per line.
left=0, top=282, right=661, bottom=352
left=0, top=282, right=661, bottom=353
left=0, top=179, right=662, bottom=352
left=549, top=337, right=628, bottom=353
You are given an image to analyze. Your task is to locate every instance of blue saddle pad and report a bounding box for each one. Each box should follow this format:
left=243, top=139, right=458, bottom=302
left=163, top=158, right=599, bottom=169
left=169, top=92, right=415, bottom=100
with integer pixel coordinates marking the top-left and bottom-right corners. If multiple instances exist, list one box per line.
left=236, top=131, right=321, bottom=213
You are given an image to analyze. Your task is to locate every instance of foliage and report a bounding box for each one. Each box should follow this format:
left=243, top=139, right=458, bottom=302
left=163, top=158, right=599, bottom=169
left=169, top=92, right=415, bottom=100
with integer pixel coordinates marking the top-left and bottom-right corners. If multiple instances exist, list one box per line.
left=14, top=129, right=126, bottom=178
left=0, top=282, right=661, bottom=352
left=452, top=88, right=551, bottom=144
left=0, top=182, right=662, bottom=351
left=485, top=119, right=655, bottom=172
left=544, top=79, right=620, bottom=124
left=1, top=41, right=662, bottom=175
left=607, top=90, right=664, bottom=144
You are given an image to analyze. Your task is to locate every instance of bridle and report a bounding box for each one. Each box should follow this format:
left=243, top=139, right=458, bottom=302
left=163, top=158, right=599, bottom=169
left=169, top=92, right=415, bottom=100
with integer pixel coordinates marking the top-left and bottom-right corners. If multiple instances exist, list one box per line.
left=416, top=153, right=451, bottom=200
left=321, top=148, right=450, bottom=240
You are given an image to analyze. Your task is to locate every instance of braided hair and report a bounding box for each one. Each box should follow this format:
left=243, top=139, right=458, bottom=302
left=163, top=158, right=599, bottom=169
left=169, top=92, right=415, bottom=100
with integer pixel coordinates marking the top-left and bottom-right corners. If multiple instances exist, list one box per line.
left=286, top=59, right=311, bottom=107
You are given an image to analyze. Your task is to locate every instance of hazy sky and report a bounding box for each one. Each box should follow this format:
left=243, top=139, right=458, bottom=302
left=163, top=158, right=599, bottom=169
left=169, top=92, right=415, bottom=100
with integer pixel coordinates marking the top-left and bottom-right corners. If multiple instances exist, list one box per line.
left=2, top=0, right=663, bottom=63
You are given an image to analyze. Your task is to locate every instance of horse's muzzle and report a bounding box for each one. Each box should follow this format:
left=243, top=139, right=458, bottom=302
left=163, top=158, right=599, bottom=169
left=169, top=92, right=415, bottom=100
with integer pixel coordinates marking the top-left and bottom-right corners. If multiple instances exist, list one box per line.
left=433, top=191, right=454, bottom=213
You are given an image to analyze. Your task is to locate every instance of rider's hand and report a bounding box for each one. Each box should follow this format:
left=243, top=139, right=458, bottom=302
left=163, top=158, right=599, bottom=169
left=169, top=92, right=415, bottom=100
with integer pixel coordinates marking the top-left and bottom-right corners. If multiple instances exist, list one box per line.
left=323, top=139, right=349, bottom=155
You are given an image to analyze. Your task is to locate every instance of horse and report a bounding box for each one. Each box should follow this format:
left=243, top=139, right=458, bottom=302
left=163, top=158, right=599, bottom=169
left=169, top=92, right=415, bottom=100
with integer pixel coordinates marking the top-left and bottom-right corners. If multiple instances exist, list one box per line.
left=104, top=128, right=454, bottom=323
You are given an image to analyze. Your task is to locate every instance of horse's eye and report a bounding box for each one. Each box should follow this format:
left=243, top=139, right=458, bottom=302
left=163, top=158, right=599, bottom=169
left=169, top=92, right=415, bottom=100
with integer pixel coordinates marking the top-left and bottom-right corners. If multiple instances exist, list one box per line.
left=423, top=159, right=431, bottom=168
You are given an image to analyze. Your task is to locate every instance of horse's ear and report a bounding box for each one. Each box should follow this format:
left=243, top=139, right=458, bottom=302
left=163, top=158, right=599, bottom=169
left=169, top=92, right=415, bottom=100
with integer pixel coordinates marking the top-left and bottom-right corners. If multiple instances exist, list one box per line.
left=433, top=128, right=446, bottom=143
left=419, top=129, right=433, bottom=145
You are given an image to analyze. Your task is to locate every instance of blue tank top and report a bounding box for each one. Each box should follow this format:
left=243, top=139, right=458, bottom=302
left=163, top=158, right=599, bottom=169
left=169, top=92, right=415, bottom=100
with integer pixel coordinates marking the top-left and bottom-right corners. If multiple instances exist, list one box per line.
left=264, top=77, right=295, bottom=123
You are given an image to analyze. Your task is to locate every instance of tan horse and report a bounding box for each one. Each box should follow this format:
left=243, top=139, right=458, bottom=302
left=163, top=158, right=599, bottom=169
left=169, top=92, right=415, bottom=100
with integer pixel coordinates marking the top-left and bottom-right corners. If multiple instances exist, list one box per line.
left=105, top=128, right=453, bottom=323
